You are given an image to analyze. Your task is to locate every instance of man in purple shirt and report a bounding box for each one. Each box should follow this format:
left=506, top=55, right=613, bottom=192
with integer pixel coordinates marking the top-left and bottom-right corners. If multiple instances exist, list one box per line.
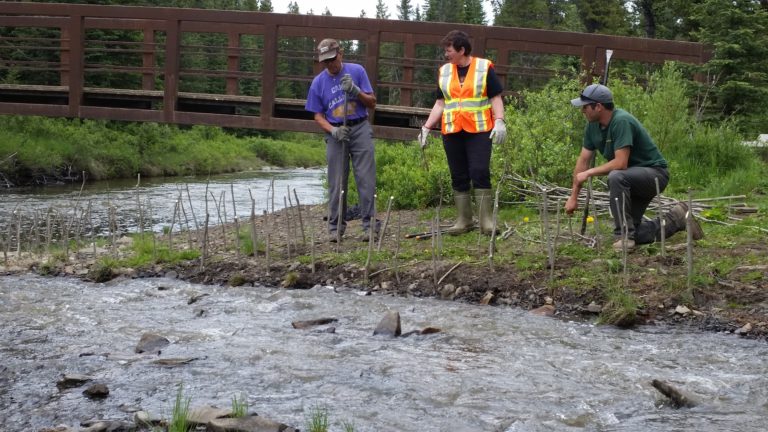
left=305, top=38, right=378, bottom=242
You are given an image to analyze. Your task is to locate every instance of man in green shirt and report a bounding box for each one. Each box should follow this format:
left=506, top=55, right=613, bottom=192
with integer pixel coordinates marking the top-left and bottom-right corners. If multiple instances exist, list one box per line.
left=565, top=84, right=703, bottom=251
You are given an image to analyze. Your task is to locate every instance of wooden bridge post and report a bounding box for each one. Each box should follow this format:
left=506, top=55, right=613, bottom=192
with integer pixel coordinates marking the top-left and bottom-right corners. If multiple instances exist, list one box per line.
left=142, top=29, right=156, bottom=90
left=401, top=34, right=415, bottom=107
left=366, top=31, right=381, bottom=123
left=260, top=23, right=278, bottom=126
left=63, top=13, right=84, bottom=117
left=580, top=45, right=597, bottom=85
left=226, top=30, right=240, bottom=95
left=163, top=19, right=181, bottom=123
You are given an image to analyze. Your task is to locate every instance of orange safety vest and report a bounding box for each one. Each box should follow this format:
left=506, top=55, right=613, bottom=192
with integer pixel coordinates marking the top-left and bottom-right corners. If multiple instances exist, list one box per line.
left=438, top=57, right=493, bottom=135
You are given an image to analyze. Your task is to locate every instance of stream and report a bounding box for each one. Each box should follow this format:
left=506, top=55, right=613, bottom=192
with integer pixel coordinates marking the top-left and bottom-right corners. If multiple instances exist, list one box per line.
left=1, top=274, right=767, bottom=431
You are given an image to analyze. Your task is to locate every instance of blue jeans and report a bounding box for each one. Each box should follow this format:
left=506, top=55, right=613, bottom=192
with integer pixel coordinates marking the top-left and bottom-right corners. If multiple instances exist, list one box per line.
left=607, top=166, right=669, bottom=244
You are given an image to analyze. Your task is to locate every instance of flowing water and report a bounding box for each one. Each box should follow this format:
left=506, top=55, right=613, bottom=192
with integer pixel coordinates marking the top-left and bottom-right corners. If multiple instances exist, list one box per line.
left=1, top=274, right=767, bottom=432
left=0, top=168, right=325, bottom=236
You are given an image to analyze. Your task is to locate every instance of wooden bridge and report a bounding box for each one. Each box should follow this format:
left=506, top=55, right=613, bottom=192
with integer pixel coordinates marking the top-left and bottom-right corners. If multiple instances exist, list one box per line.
left=0, top=2, right=709, bottom=141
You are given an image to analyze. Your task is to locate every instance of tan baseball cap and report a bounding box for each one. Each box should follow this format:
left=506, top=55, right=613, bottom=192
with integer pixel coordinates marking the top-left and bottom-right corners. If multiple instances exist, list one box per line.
left=317, top=38, right=340, bottom=62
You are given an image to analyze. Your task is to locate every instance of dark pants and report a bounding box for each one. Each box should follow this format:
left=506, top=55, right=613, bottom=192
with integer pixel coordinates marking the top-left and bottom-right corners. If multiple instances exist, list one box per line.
left=442, top=130, right=492, bottom=192
left=607, top=166, right=669, bottom=244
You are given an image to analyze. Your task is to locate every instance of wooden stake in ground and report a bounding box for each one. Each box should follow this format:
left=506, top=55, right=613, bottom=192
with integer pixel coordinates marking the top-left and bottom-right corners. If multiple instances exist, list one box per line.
left=655, top=177, right=665, bottom=258
left=377, top=195, right=394, bottom=252
left=283, top=196, right=292, bottom=258
left=248, top=188, right=258, bottom=257
left=686, top=189, right=694, bottom=293
left=200, top=213, right=209, bottom=271
left=231, top=183, right=240, bottom=257
left=293, top=188, right=306, bottom=245
left=263, top=209, right=270, bottom=276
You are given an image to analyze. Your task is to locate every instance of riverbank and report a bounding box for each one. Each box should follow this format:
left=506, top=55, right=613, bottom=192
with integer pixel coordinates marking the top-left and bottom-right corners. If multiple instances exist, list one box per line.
left=2, top=202, right=766, bottom=342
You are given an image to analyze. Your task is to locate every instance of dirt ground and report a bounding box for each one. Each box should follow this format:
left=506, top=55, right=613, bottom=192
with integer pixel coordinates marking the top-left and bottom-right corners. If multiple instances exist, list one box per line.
left=149, top=204, right=768, bottom=342
left=3, top=203, right=765, bottom=342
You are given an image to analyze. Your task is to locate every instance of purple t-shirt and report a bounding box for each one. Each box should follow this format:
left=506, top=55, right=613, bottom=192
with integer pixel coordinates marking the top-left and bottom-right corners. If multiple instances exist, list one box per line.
left=305, top=62, right=373, bottom=124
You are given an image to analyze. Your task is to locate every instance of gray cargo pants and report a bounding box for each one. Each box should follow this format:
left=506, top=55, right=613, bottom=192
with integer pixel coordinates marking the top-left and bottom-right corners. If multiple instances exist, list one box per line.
left=325, top=120, right=376, bottom=235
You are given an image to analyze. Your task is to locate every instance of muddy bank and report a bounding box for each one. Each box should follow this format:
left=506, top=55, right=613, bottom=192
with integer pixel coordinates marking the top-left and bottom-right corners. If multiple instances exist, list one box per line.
left=4, top=204, right=767, bottom=342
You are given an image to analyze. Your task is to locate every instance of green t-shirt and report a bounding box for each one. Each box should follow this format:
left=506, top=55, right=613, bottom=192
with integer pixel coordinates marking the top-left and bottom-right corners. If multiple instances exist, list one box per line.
left=583, top=109, right=667, bottom=168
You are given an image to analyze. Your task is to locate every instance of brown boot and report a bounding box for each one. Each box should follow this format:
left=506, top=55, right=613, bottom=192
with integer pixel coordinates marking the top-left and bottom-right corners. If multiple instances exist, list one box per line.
left=666, top=202, right=704, bottom=240
left=444, top=191, right=475, bottom=234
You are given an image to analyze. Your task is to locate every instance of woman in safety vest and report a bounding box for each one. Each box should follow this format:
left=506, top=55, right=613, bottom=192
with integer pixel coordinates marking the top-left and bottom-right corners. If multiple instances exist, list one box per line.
left=417, top=30, right=507, bottom=235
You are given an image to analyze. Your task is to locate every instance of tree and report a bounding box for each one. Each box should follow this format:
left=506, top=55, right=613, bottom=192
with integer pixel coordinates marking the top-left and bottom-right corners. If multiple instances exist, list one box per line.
left=495, top=0, right=549, bottom=28
left=691, top=0, right=768, bottom=133
left=397, top=0, right=414, bottom=20
left=424, top=0, right=464, bottom=23
left=376, top=0, right=390, bottom=18
left=574, top=0, right=631, bottom=34
left=461, top=0, right=486, bottom=24
left=258, top=0, right=273, bottom=12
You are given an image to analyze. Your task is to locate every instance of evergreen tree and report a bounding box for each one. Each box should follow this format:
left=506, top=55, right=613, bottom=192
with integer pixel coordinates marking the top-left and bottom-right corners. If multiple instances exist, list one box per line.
left=461, top=0, right=486, bottom=24
left=574, top=0, right=631, bottom=35
left=495, top=0, right=549, bottom=28
left=424, top=0, right=464, bottom=23
left=376, top=0, right=390, bottom=18
left=397, top=0, right=414, bottom=20
left=691, top=0, right=768, bottom=133
left=258, top=0, right=273, bottom=12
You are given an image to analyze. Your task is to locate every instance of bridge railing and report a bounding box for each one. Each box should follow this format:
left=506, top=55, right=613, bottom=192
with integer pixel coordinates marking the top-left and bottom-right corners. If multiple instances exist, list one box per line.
left=0, top=2, right=709, bottom=140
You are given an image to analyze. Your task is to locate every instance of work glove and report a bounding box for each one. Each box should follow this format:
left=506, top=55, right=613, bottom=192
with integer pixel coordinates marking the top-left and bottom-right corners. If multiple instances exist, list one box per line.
left=330, top=125, right=350, bottom=142
left=417, top=126, right=430, bottom=149
left=340, top=74, right=360, bottom=98
left=489, top=119, right=507, bottom=145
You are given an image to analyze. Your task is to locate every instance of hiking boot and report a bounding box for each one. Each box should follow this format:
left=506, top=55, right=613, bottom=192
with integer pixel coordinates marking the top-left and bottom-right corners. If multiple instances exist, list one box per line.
left=612, top=238, right=635, bottom=252
left=358, top=229, right=378, bottom=242
left=328, top=231, right=344, bottom=243
left=666, top=202, right=704, bottom=240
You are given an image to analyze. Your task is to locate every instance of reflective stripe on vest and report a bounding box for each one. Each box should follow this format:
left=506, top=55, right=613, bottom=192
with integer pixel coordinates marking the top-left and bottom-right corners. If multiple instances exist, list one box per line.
left=439, top=57, right=493, bottom=134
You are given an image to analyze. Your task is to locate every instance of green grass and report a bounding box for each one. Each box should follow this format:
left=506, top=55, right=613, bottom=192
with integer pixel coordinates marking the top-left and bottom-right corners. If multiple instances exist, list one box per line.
left=231, top=393, right=248, bottom=417
left=169, top=383, right=191, bottom=432
left=306, top=405, right=329, bottom=432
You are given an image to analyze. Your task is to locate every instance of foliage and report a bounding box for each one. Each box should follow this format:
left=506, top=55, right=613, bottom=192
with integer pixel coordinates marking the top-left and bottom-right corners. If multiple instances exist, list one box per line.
left=122, top=233, right=200, bottom=267
left=231, top=393, right=248, bottom=417
left=306, top=405, right=330, bottom=432
left=0, top=116, right=324, bottom=185
left=500, top=76, right=584, bottom=186
left=689, top=0, right=768, bottom=135
left=169, top=383, right=191, bottom=432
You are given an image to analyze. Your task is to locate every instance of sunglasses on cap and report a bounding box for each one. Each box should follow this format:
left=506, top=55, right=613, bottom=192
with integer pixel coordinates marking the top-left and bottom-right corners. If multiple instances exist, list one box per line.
left=321, top=55, right=338, bottom=64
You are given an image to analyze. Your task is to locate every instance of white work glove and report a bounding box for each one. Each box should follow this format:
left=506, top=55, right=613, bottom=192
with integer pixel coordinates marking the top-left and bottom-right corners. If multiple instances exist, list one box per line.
left=489, top=119, right=507, bottom=145
left=330, top=125, right=350, bottom=141
left=417, top=126, right=430, bottom=149
left=340, top=74, right=360, bottom=98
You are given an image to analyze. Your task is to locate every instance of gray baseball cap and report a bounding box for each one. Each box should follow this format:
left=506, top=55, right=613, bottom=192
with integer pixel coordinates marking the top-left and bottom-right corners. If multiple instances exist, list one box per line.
left=317, top=38, right=340, bottom=62
left=571, top=84, right=613, bottom=106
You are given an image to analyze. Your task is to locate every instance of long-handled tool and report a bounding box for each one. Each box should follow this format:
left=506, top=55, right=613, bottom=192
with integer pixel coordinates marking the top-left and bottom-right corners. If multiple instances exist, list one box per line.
left=580, top=48, right=613, bottom=235
left=335, top=91, right=349, bottom=245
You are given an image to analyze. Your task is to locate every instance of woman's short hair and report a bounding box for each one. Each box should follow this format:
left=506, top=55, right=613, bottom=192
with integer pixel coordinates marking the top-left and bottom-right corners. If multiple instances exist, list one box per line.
left=441, top=30, right=472, bottom=56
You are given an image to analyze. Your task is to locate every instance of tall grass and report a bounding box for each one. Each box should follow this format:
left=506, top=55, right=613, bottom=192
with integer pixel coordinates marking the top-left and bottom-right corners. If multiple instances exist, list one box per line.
left=169, top=383, right=191, bottom=432
left=0, top=117, right=326, bottom=184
